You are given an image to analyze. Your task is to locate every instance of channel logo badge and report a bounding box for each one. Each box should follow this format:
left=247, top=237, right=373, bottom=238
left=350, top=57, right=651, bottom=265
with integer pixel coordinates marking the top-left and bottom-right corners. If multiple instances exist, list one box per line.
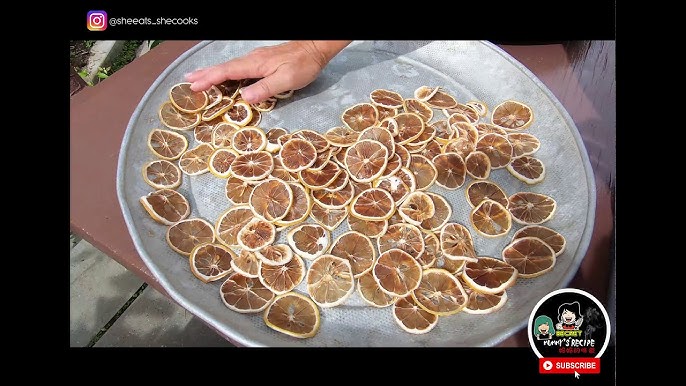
left=87, top=11, right=108, bottom=31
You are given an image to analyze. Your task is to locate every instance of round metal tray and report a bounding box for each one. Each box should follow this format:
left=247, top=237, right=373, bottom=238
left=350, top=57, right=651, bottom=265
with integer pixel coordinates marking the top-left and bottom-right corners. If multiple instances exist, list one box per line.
left=117, top=40, right=596, bottom=347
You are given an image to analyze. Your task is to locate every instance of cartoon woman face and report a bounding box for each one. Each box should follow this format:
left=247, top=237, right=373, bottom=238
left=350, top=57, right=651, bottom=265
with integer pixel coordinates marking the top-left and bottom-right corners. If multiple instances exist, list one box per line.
left=561, top=309, right=577, bottom=324
left=538, top=323, right=549, bottom=334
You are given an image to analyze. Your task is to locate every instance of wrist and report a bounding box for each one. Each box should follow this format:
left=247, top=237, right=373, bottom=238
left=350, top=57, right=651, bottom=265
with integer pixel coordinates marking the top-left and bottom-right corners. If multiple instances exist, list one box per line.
left=310, top=40, right=352, bottom=64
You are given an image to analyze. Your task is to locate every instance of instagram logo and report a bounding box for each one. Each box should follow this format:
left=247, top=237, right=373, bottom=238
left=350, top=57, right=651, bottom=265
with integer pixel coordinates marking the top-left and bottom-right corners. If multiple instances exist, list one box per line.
left=87, top=11, right=107, bottom=31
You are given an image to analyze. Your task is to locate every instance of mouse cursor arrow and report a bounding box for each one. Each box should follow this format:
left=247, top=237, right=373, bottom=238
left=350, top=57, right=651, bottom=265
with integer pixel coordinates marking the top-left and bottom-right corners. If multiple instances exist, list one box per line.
left=574, top=371, right=580, bottom=379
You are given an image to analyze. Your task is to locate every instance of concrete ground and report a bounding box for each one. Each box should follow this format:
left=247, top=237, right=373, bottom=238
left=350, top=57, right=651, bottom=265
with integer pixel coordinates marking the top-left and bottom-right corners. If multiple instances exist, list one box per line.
left=70, top=238, right=234, bottom=347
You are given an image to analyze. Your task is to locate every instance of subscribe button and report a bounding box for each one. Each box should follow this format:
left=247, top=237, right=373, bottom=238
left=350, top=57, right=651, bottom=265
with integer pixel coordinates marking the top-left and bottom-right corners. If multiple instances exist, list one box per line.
left=539, top=358, right=600, bottom=374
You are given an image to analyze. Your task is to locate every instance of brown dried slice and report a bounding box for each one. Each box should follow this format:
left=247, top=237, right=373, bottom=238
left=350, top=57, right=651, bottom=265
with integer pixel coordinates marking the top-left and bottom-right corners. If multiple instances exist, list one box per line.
left=341, top=103, right=379, bottom=132
left=403, top=98, right=434, bottom=123
left=223, top=100, right=253, bottom=126
left=475, top=122, right=507, bottom=138
left=323, top=171, right=349, bottom=192
left=394, top=113, right=425, bottom=145
left=465, top=180, right=509, bottom=208
left=502, top=237, right=556, bottom=278
left=251, top=97, right=277, bottom=112
left=330, top=231, right=376, bottom=278
left=447, top=112, right=472, bottom=126
left=220, top=272, right=275, bottom=314
left=309, top=148, right=335, bottom=171
left=189, top=243, right=234, bottom=283
left=432, top=153, right=466, bottom=190
left=312, top=181, right=354, bottom=209
left=237, top=218, right=276, bottom=251
left=404, top=141, right=427, bottom=154
left=273, top=89, right=294, bottom=99
left=393, top=295, right=438, bottom=334
left=309, top=203, right=348, bottom=231
left=439, top=223, right=477, bottom=262
left=212, top=122, right=239, bottom=149
left=396, top=167, right=417, bottom=192
left=299, top=161, right=341, bottom=190
left=231, top=127, right=267, bottom=154
left=217, top=79, right=241, bottom=100
left=461, top=256, right=518, bottom=294
left=443, top=103, right=480, bottom=124
left=370, top=89, right=404, bottom=109
left=376, top=106, right=398, bottom=122
left=247, top=108, right=262, bottom=127
left=266, top=127, right=288, bottom=145
left=230, top=151, right=274, bottom=181
left=358, top=270, right=396, bottom=308
left=491, top=100, right=534, bottom=131
left=350, top=188, right=396, bottom=221
left=380, top=117, right=399, bottom=136
left=142, top=159, right=182, bottom=190
left=208, top=148, right=238, bottom=178
left=231, top=250, right=260, bottom=278
left=147, top=128, right=189, bottom=160
left=306, top=254, right=355, bottom=307
left=263, top=292, right=320, bottom=339
left=419, top=140, right=442, bottom=161
left=291, top=129, right=330, bottom=153
left=465, top=150, right=492, bottom=180
left=225, top=177, right=256, bottom=205
left=346, top=215, right=388, bottom=239
left=378, top=223, right=425, bottom=261
left=168, top=81, right=209, bottom=112
left=462, top=282, right=508, bottom=314
left=420, top=193, right=452, bottom=232
left=407, top=123, right=436, bottom=146
left=279, top=138, right=317, bottom=172
left=271, top=157, right=299, bottom=182
left=215, top=206, right=253, bottom=248
left=443, top=136, right=475, bottom=160
left=395, top=145, right=411, bottom=168
left=466, top=101, right=489, bottom=117
left=507, top=192, right=557, bottom=225
left=476, top=133, right=514, bottom=169
left=140, top=189, right=190, bottom=225
left=414, top=86, right=440, bottom=101
left=344, top=139, right=388, bottom=183
left=513, top=225, right=566, bottom=257
left=158, top=101, right=201, bottom=131
left=165, top=218, right=215, bottom=256
left=373, top=248, right=422, bottom=297
left=201, top=96, right=234, bottom=121
left=374, top=175, right=411, bottom=204
left=349, top=180, right=373, bottom=197
left=324, top=126, right=360, bottom=147
left=287, top=223, right=330, bottom=260
left=412, top=268, right=468, bottom=316
left=380, top=153, right=402, bottom=178
left=418, top=232, right=440, bottom=268
left=359, top=126, right=395, bottom=157
left=398, top=191, right=435, bottom=226
left=452, top=121, right=479, bottom=145
left=507, top=155, right=546, bottom=184
left=275, top=183, right=312, bottom=228
left=431, top=120, right=455, bottom=144
left=205, top=85, right=223, bottom=109
left=432, top=253, right=466, bottom=275
left=426, top=90, right=458, bottom=109
left=507, top=133, right=541, bottom=157
left=259, top=255, right=306, bottom=295
left=470, top=199, right=512, bottom=238
left=249, top=179, right=294, bottom=222
left=408, top=154, right=438, bottom=191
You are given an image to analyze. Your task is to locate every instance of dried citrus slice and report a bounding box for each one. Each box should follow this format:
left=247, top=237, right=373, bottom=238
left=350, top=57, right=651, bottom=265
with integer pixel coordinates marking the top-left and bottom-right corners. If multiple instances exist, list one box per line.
left=231, top=127, right=267, bottom=154
left=230, top=151, right=274, bottom=181
left=291, top=130, right=330, bottom=153
left=223, top=100, right=253, bottom=126
left=466, top=101, right=488, bottom=117
left=212, top=122, right=239, bottom=149
left=329, top=231, right=376, bottom=278
left=447, top=112, right=472, bottom=126
left=258, top=255, right=306, bottom=295
left=165, top=218, right=215, bottom=256
left=378, top=223, right=425, bottom=261
left=507, top=155, right=546, bottom=184
left=376, top=106, right=398, bottom=122
left=158, top=101, right=201, bottom=130
left=202, top=97, right=235, bottom=121
left=443, top=136, right=475, bottom=160
left=308, top=148, right=335, bottom=171
left=373, top=248, right=422, bottom=297
left=341, top=103, right=379, bottom=132
left=344, top=139, right=389, bottom=183
left=425, top=90, right=458, bottom=109
left=299, top=161, right=342, bottom=190
left=323, top=170, right=350, bottom=192
left=248, top=179, right=294, bottom=222
left=287, top=223, right=330, bottom=260
left=461, top=280, right=508, bottom=314
left=309, top=203, right=348, bottom=231
left=470, top=199, right=512, bottom=238
left=205, top=85, right=223, bottom=109
left=475, top=122, right=507, bottom=138
left=324, top=126, right=360, bottom=147
left=266, top=127, right=288, bottom=145
left=220, top=272, right=275, bottom=313
left=412, top=268, right=467, bottom=316
left=404, top=141, right=427, bottom=154
left=461, top=256, right=518, bottom=294
left=395, top=145, right=411, bottom=168
left=346, top=215, right=388, bottom=239
left=147, top=128, right=189, bottom=160
left=275, top=183, right=312, bottom=228
left=380, top=117, right=399, bottom=136
left=189, top=243, right=234, bottom=283
left=491, top=100, right=533, bottom=131
left=407, top=123, right=436, bottom=146
left=217, top=79, right=241, bottom=99
left=465, top=180, right=508, bottom=208
left=396, top=167, right=417, bottom=192
left=418, top=232, right=439, bottom=268
left=432, top=153, right=466, bottom=190
left=439, top=223, right=477, bottom=262
left=419, top=140, right=442, bottom=161
left=507, top=192, right=557, bottom=224
left=408, top=154, right=438, bottom=191
left=169, top=82, right=209, bottom=113
left=359, top=126, right=395, bottom=157
left=374, top=175, right=411, bottom=203
left=225, top=177, right=256, bottom=205
left=432, top=253, right=466, bottom=275
left=271, top=156, right=298, bottom=182
left=251, top=97, right=277, bottom=112
left=513, top=225, right=566, bottom=257
left=215, top=206, right=253, bottom=248
left=306, top=254, right=355, bottom=307
left=312, top=181, right=354, bottom=209
left=453, top=121, right=479, bottom=145
left=476, top=133, right=513, bottom=169
left=279, top=138, right=317, bottom=172
left=357, top=270, right=396, bottom=307
left=431, top=120, right=455, bottom=144
left=370, top=89, right=404, bottom=109
left=194, top=120, right=216, bottom=144
left=263, top=292, right=320, bottom=339
left=403, top=98, right=433, bottom=123
left=142, top=159, right=182, bottom=190
left=350, top=188, right=395, bottom=221
left=502, top=237, right=556, bottom=278
left=398, top=191, right=435, bottom=226
left=443, top=103, right=479, bottom=124
left=420, top=193, right=452, bottom=232
left=237, top=218, right=276, bottom=251
left=414, top=86, right=440, bottom=101
left=178, top=143, right=213, bottom=176
left=350, top=180, right=373, bottom=197
left=377, top=153, right=401, bottom=178
left=394, top=113, right=425, bottom=145
left=393, top=295, right=438, bottom=334
left=208, top=148, right=238, bottom=178
left=140, top=189, right=190, bottom=225
left=507, top=132, right=540, bottom=157
left=465, top=150, right=491, bottom=180
left=231, top=250, right=260, bottom=278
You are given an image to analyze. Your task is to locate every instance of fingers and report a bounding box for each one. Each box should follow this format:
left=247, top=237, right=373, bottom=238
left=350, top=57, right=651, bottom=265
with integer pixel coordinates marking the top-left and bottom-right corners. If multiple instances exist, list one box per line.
left=239, top=74, right=293, bottom=104
left=185, top=56, right=264, bottom=92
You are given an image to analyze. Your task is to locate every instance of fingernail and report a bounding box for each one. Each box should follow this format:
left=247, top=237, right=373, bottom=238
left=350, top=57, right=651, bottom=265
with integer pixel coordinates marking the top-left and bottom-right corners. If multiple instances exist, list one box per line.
left=239, top=87, right=258, bottom=103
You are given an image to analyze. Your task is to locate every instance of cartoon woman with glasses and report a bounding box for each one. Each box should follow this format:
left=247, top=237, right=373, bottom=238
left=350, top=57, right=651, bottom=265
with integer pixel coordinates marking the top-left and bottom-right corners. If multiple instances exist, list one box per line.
left=555, top=301, right=584, bottom=330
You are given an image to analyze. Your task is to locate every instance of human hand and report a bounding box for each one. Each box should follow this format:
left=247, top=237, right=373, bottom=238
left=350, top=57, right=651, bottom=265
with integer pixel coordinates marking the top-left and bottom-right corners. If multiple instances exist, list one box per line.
left=185, top=40, right=351, bottom=104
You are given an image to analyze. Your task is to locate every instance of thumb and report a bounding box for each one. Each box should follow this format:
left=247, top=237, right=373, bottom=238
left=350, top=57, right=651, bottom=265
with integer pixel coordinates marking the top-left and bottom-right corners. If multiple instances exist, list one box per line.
left=239, top=75, right=293, bottom=104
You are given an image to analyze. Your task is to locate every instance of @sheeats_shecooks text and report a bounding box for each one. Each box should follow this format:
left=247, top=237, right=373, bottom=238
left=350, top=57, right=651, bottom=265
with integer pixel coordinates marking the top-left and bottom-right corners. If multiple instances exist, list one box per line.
left=108, top=16, right=199, bottom=27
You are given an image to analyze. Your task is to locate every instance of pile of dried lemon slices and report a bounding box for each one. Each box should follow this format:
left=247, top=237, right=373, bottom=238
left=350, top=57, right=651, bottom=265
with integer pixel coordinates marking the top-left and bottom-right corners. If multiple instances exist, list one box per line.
left=139, top=80, right=566, bottom=339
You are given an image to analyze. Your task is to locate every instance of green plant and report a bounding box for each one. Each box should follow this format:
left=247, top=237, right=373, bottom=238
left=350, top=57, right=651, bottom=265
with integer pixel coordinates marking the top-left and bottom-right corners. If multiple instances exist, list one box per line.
left=77, top=66, right=111, bottom=86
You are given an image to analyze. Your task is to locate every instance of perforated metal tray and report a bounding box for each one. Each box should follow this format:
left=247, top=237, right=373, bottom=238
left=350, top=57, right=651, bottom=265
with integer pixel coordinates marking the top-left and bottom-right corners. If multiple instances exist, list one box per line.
left=117, top=41, right=596, bottom=347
